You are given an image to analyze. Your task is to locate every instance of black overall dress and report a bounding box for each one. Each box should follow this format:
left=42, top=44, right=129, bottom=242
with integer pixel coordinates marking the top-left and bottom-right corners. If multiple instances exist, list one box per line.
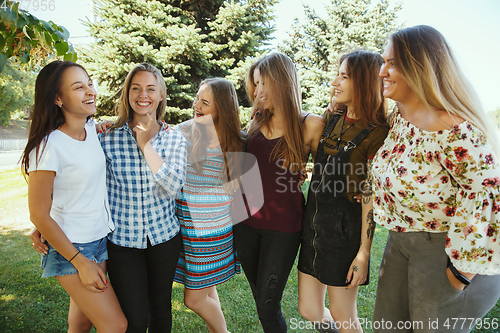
left=298, top=112, right=373, bottom=286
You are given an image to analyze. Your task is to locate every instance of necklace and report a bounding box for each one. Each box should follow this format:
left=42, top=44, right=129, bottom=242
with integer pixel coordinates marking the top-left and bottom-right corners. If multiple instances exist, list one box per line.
left=334, top=112, right=355, bottom=145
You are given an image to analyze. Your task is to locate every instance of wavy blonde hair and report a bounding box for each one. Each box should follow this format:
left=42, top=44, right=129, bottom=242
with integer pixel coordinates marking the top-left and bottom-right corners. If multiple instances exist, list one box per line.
left=111, top=63, right=166, bottom=129
left=390, top=25, right=498, bottom=153
left=247, top=52, right=305, bottom=173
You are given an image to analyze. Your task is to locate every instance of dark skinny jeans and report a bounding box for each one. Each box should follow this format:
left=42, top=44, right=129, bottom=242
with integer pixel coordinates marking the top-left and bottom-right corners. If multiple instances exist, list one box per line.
left=233, top=222, right=301, bottom=333
left=107, top=233, right=182, bottom=333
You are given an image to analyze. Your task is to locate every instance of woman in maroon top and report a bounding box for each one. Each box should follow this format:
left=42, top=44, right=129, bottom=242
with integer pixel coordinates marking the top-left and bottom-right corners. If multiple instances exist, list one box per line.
left=233, top=52, right=324, bottom=332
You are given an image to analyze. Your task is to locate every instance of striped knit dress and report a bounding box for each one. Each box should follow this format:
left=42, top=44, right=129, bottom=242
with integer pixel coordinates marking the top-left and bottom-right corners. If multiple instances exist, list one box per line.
left=174, top=146, right=241, bottom=289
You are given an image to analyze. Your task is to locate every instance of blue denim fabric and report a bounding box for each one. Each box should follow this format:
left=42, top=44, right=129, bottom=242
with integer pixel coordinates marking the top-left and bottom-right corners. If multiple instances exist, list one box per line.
left=41, top=237, right=108, bottom=278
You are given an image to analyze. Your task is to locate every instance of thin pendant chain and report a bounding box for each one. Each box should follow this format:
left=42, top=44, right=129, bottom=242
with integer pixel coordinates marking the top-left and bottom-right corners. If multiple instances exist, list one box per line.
left=334, top=112, right=355, bottom=145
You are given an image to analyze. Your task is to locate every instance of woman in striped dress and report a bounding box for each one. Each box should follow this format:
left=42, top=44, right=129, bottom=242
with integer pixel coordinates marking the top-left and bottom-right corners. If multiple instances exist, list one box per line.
left=174, top=78, right=245, bottom=333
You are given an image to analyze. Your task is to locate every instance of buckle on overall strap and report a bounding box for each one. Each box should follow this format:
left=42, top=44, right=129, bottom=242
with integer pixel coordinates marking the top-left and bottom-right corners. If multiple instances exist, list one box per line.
left=344, top=141, right=357, bottom=151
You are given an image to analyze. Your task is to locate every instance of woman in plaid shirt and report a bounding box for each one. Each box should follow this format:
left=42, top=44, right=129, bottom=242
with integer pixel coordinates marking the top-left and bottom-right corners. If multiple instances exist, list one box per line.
left=100, top=63, right=187, bottom=333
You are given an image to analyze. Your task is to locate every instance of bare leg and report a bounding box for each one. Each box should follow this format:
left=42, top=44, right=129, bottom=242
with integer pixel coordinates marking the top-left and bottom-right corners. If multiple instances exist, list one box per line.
left=67, top=297, right=93, bottom=333
left=327, top=285, right=362, bottom=333
left=183, top=286, right=229, bottom=333
left=298, top=271, right=333, bottom=324
left=56, top=261, right=127, bottom=333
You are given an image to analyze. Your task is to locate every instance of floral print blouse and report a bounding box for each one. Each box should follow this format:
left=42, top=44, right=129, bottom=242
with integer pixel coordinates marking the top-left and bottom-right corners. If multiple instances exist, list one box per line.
left=371, top=110, right=500, bottom=275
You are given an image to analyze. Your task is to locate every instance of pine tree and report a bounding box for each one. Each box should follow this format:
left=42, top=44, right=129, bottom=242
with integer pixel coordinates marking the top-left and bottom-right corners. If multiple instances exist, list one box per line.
left=278, top=0, right=401, bottom=114
left=80, top=0, right=277, bottom=123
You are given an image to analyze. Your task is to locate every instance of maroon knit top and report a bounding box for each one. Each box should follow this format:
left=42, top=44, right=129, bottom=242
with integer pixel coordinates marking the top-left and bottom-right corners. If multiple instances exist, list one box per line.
left=241, top=131, right=305, bottom=232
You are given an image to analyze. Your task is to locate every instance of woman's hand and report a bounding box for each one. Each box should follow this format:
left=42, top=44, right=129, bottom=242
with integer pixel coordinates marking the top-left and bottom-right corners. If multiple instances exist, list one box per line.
left=446, top=266, right=476, bottom=291
left=326, top=102, right=334, bottom=114
left=345, top=252, right=369, bottom=289
left=133, top=114, right=153, bottom=151
left=96, top=120, right=114, bottom=133
left=73, top=256, right=109, bottom=293
left=29, top=228, right=48, bottom=255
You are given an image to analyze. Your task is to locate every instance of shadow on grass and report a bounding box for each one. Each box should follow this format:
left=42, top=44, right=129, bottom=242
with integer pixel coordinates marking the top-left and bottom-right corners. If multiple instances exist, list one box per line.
left=0, top=229, right=68, bottom=332
left=1, top=225, right=498, bottom=333
left=0, top=228, right=264, bottom=333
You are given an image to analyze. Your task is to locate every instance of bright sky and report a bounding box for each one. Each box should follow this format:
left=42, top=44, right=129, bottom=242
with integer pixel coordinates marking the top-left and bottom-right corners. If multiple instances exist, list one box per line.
left=23, top=0, right=500, bottom=111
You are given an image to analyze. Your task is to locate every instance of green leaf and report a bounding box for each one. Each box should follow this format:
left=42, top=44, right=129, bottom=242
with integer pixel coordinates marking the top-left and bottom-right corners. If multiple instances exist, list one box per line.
left=25, top=13, right=39, bottom=26
left=16, top=16, right=27, bottom=30
left=69, top=45, right=77, bottom=62
left=11, top=1, right=20, bottom=12
left=4, top=44, right=13, bottom=58
left=54, top=41, right=69, bottom=56
left=0, top=34, right=5, bottom=50
left=0, top=54, right=7, bottom=72
left=50, top=31, right=60, bottom=42
left=41, top=21, right=55, bottom=33
left=54, top=30, right=64, bottom=41
left=19, top=51, right=29, bottom=63
left=63, top=44, right=78, bottom=62
left=0, top=5, right=18, bottom=25
left=44, top=31, right=52, bottom=45
left=60, top=25, right=70, bottom=40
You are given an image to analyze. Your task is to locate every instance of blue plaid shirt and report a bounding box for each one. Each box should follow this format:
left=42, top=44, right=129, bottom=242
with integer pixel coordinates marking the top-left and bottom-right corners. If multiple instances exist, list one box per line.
left=99, top=121, right=187, bottom=249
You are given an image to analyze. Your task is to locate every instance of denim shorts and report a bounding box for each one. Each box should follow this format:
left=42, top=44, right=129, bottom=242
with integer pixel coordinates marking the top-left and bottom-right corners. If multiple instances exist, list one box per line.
left=41, top=237, right=108, bottom=278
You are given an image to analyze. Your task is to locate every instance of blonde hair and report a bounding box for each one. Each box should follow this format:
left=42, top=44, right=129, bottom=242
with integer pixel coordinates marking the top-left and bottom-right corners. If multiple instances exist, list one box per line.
left=390, top=25, right=498, bottom=153
left=248, top=52, right=305, bottom=173
left=111, top=63, right=166, bottom=129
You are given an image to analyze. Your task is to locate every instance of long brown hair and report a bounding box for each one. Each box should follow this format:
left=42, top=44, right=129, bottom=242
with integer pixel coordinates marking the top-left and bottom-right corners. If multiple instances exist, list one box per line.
left=336, top=50, right=386, bottom=128
left=180, top=78, right=245, bottom=181
left=389, top=25, right=498, bottom=153
left=110, top=63, right=166, bottom=130
left=247, top=52, right=305, bottom=173
left=245, top=58, right=262, bottom=105
left=21, top=61, right=89, bottom=176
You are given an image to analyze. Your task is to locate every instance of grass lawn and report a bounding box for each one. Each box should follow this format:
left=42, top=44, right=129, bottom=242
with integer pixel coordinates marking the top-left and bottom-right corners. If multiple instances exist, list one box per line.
left=1, top=171, right=499, bottom=332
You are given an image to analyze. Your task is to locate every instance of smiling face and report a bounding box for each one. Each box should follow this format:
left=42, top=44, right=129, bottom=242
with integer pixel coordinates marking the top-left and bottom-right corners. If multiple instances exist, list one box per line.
left=257, top=74, right=275, bottom=110
left=55, top=66, right=97, bottom=118
left=380, top=41, right=415, bottom=103
left=193, top=83, right=217, bottom=124
left=252, top=67, right=261, bottom=101
left=331, top=59, right=354, bottom=109
left=128, top=71, right=162, bottom=120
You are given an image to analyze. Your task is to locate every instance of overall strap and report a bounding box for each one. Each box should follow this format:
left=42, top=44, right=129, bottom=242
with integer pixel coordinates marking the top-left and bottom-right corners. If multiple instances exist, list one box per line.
left=320, top=112, right=343, bottom=142
left=342, top=125, right=376, bottom=152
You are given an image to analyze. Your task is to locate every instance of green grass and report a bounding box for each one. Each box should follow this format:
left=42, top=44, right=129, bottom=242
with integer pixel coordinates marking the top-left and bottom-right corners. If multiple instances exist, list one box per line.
left=1, top=172, right=499, bottom=332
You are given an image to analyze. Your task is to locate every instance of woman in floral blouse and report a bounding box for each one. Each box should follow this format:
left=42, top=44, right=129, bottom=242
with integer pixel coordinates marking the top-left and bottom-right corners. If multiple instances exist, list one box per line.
left=371, top=25, right=500, bottom=332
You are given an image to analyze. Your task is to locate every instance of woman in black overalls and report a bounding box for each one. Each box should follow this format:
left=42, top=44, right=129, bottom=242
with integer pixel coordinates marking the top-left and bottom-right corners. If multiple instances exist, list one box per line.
left=297, top=50, right=389, bottom=333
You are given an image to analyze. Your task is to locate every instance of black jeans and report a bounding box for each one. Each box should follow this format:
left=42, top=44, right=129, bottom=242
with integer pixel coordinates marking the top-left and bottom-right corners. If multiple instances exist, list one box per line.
left=107, top=233, right=182, bottom=333
left=233, top=223, right=301, bottom=333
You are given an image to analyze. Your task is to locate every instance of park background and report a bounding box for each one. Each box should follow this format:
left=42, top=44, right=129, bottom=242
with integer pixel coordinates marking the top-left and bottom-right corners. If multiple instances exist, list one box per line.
left=1, top=0, right=500, bottom=332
